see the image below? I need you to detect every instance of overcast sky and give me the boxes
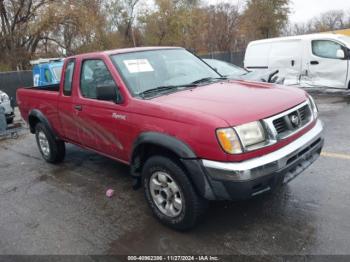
[206,0,350,23]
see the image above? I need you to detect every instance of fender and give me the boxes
[131,132,197,160]
[130,132,196,177]
[28,109,57,138]
[130,132,215,199]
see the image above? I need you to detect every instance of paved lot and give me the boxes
[0,94,349,255]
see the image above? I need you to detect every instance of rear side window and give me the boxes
[63,60,75,96]
[44,69,52,83]
[80,59,118,100]
[312,40,343,59]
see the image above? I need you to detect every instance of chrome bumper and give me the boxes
[202,120,324,182]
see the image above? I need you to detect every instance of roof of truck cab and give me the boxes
[248,33,350,45]
[105,46,182,55]
[69,46,183,59]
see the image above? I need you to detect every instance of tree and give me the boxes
[0,0,55,69]
[139,0,206,51]
[205,3,241,52]
[312,10,345,32]
[283,9,350,37]
[41,0,110,56]
[241,0,290,40]
[104,0,140,47]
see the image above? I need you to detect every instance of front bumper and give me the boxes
[201,120,324,200]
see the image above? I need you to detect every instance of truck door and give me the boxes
[306,39,348,89]
[75,58,126,158]
[58,58,82,143]
[268,40,302,85]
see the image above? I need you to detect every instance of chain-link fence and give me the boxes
[200,51,245,67]
[0,71,33,105]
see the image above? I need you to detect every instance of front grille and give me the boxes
[272,104,312,138]
[299,105,310,123]
[273,117,288,134]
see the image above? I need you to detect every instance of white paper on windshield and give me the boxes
[123,59,154,73]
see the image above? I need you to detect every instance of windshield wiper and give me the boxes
[190,77,227,85]
[138,77,227,98]
[139,84,196,98]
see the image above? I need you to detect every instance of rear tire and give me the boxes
[35,122,65,164]
[142,155,208,230]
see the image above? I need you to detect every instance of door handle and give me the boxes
[291,60,295,66]
[74,105,82,111]
[310,61,319,65]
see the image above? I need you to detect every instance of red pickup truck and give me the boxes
[17,47,324,230]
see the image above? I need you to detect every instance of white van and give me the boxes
[244,33,350,89]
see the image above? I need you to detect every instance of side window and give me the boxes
[63,60,75,96]
[44,69,52,83]
[312,40,343,59]
[80,59,120,101]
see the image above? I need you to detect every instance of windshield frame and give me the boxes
[109,48,222,98]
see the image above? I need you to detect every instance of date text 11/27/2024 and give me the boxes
[127,256,220,261]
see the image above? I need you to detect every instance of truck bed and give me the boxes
[16,84,61,131]
[24,84,60,92]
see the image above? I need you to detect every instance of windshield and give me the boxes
[111,49,220,97]
[52,66,63,81]
[203,59,247,77]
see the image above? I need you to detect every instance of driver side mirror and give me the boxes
[336,49,345,59]
[96,85,122,103]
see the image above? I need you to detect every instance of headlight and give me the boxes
[234,121,266,148]
[308,95,318,119]
[216,121,266,154]
[0,93,9,103]
[216,128,243,154]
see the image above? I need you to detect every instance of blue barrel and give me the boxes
[0,106,7,132]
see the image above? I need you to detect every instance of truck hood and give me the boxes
[152,80,308,126]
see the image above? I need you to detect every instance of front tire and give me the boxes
[35,122,65,164]
[142,156,207,230]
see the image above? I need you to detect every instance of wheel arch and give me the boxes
[28,109,57,138]
[130,132,197,177]
[130,132,215,200]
